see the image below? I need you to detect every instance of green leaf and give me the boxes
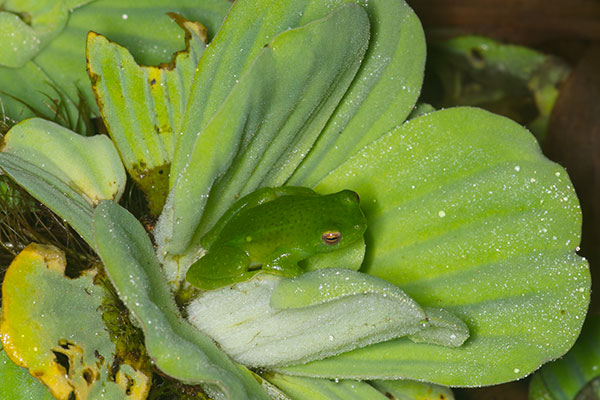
[0,244,150,399]
[86,15,207,214]
[0,347,54,400]
[172,0,424,189]
[92,200,269,399]
[265,373,389,400]
[156,3,371,276]
[0,118,125,245]
[0,0,69,68]
[0,152,94,244]
[2,118,126,205]
[529,316,600,400]
[270,269,421,310]
[187,273,426,368]
[0,0,232,124]
[408,307,470,347]
[277,107,589,385]
[287,0,425,187]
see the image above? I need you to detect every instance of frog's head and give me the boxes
[317,190,367,250]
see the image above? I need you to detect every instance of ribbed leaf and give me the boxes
[0,0,231,124]
[277,107,589,385]
[156,3,371,277]
[86,15,207,214]
[92,200,269,399]
[172,0,424,188]
[158,0,426,277]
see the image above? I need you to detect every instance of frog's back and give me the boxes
[220,194,325,248]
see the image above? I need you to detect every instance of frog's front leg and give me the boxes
[263,251,306,278]
[186,246,259,290]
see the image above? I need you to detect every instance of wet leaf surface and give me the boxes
[0,243,150,399]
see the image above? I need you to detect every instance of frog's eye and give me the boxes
[353,191,360,203]
[322,231,342,245]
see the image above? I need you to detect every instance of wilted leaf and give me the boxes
[86,15,207,214]
[0,243,150,399]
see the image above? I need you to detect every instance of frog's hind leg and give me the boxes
[186,246,258,290]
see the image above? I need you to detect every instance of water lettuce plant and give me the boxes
[0,0,590,399]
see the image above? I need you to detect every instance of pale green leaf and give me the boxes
[0,0,231,123]
[187,274,426,368]
[270,269,420,310]
[156,3,370,275]
[0,118,124,244]
[1,118,126,205]
[92,200,269,399]
[300,237,366,273]
[0,153,94,245]
[0,0,69,68]
[277,107,589,385]
[408,307,470,347]
[287,0,425,186]
[172,0,424,190]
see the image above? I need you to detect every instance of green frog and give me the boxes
[186,186,367,290]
